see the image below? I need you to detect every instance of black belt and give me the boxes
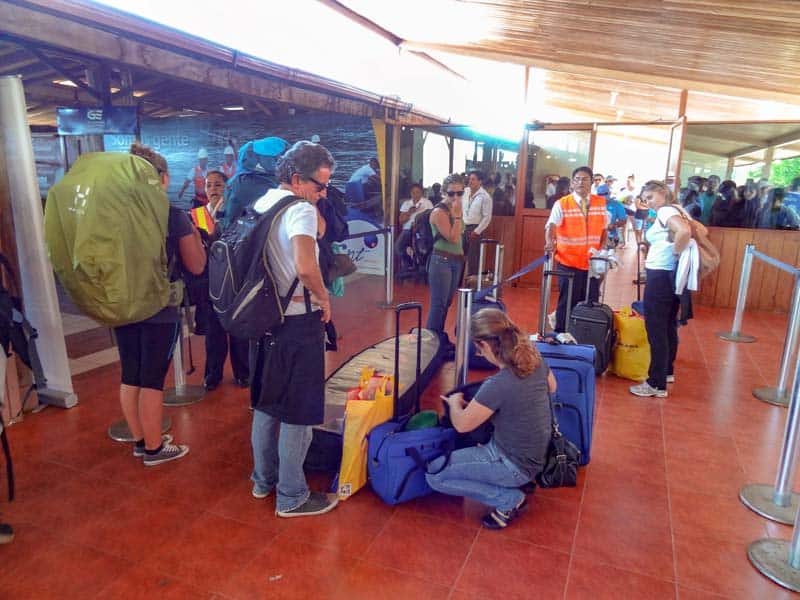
[432,249,464,260]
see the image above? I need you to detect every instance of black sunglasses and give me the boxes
[446,190,465,197]
[295,173,327,192]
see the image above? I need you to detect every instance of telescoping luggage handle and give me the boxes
[394,302,423,419]
[585,256,611,304]
[539,261,575,335]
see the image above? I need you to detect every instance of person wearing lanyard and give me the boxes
[462,170,493,280]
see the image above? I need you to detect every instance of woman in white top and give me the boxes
[630,180,691,398]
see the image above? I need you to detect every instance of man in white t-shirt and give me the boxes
[395,182,433,269]
[250,141,339,519]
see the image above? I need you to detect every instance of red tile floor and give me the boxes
[1,244,798,599]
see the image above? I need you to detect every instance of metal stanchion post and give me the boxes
[493,244,504,302]
[454,288,472,389]
[748,362,800,591]
[164,319,205,406]
[718,243,757,342]
[538,255,553,336]
[378,226,395,309]
[740,352,800,524]
[753,279,800,407]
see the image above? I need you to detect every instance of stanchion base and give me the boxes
[108,417,171,442]
[753,386,790,407]
[376,302,396,310]
[717,331,756,343]
[739,483,798,524]
[748,538,800,592]
[164,385,206,407]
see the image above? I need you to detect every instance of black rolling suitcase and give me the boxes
[568,260,615,374]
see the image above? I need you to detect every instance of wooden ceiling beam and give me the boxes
[0,1,443,126]
[400,40,800,106]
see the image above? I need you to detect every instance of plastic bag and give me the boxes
[609,310,650,382]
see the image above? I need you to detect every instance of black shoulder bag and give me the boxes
[536,393,580,488]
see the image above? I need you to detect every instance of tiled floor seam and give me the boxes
[447,524,480,600]
[661,398,680,599]
[561,471,589,599]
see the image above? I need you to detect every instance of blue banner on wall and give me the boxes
[57,106,137,135]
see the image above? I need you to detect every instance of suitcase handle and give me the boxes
[394,302,423,417]
[541,269,575,329]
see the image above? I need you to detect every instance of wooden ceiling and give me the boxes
[0,0,445,128]
[336,0,800,123]
[685,122,800,163]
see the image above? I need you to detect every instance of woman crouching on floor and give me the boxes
[427,308,556,529]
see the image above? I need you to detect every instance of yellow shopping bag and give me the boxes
[609,310,650,382]
[337,370,394,499]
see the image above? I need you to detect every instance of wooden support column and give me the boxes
[725,156,735,180]
[763,146,775,180]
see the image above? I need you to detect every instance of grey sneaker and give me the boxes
[133,434,174,457]
[276,492,339,518]
[252,484,272,499]
[666,375,675,384]
[143,443,189,466]
[630,382,668,398]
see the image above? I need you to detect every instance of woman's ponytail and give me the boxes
[470,308,541,378]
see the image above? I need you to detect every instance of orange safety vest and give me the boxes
[190,205,215,235]
[221,162,236,179]
[193,165,208,204]
[554,193,607,270]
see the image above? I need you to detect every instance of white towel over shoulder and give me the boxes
[676,239,700,294]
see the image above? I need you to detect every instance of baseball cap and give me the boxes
[197,148,208,159]
[605,175,617,182]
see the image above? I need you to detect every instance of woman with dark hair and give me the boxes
[428,308,556,529]
[425,174,465,348]
[630,180,691,398]
[117,143,206,465]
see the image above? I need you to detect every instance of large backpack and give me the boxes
[208,195,304,339]
[411,202,448,258]
[44,152,170,326]
[217,137,289,230]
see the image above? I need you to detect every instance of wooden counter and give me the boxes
[696,227,799,312]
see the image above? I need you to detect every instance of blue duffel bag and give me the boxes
[367,419,456,505]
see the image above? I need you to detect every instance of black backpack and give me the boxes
[412,202,448,257]
[208,195,304,339]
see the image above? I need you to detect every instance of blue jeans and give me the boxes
[425,440,528,512]
[426,253,463,333]
[251,409,313,512]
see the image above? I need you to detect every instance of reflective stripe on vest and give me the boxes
[221,163,236,178]
[190,206,215,235]
[555,194,607,270]
[193,165,208,203]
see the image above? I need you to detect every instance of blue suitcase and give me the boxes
[535,342,596,465]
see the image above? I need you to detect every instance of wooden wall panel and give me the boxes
[696,228,799,312]
[516,212,550,286]
[483,216,516,279]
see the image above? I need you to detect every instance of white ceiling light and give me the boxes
[222,105,245,111]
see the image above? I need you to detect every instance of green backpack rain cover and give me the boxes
[44,152,170,326]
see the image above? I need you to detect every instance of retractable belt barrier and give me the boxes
[473,254,549,303]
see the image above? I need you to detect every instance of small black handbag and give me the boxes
[536,394,580,488]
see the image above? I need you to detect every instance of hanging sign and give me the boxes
[56,106,137,135]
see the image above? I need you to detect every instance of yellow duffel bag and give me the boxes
[609,310,650,382]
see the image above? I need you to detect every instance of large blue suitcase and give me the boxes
[535,342,596,465]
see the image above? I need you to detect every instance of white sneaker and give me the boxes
[630,382,668,398]
[666,375,675,384]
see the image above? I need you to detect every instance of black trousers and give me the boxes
[643,269,679,390]
[462,225,481,279]
[204,308,250,384]
[555,264,599,333]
